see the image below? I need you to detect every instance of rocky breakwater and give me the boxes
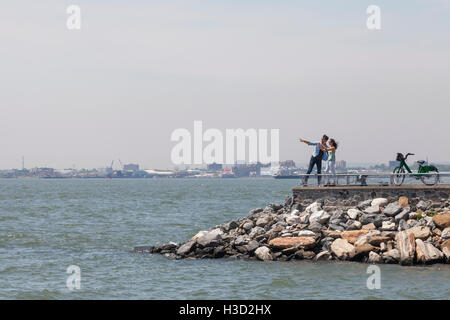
[136,195,450,265]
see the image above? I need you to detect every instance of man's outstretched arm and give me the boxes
[299,138,316,145]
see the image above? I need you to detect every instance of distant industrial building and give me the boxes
[123,163,139,171]
[207,162,223,171]
[231,162,270,177]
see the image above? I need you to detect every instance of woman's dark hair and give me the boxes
[330,139,338,149]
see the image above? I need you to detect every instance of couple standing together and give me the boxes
[299,134,339,186]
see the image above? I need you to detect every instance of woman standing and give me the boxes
[322,139,338,185]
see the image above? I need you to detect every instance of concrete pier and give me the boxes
[292,184,450,202]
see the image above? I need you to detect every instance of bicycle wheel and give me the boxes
[392,167,405,186]
[420,169,439,186]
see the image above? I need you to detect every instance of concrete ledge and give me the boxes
[292,184,450,203]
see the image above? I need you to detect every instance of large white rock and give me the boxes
[347,208,362,220]
[196,228,223,247]
[371,198,388,207]
[309,210,331,225]
[415,239,444,264]
[255,246,273,261]
[331,238,355,260]
[396,231,415,265]
[306,202,322,214]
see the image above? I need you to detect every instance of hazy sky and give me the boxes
[1,0,449,169]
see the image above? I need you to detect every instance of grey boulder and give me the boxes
[383,203,403,217]
[176,240,196,256]
[364,205,381,214]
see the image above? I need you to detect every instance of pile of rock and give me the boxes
[136,195,450,265]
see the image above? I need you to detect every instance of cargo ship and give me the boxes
[274,174,301,179]
[273,168,302,179]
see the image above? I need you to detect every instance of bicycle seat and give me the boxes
[416,160,425,165]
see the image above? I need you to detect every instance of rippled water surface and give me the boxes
[0,178,449,299]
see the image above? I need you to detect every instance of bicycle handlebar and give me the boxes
[405,153,415,159]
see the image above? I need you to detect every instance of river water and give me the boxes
[0,178,448,299]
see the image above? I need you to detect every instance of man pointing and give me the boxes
[299,134,329,186]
